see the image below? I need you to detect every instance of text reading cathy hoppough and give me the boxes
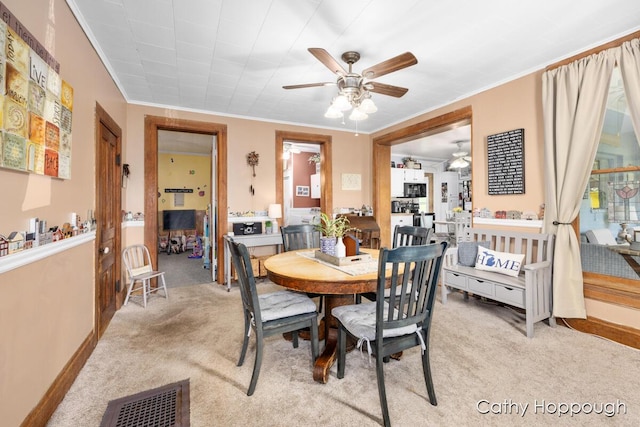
[477,399,627,418]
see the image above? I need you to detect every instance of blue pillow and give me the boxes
[457,241,490,267]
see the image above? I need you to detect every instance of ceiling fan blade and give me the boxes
[308,48,347,76]
[367,82,409,98]
[362,52,417,79]
[283,82,335,90]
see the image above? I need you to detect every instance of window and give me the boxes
[580,67,640,243]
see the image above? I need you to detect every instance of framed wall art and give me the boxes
[0,3,73,180]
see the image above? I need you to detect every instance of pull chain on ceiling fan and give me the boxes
[283,48,417,122]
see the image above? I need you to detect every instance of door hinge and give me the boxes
[116,279,121,293]
[116,154,121,166]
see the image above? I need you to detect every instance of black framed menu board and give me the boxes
[487,129,525,195]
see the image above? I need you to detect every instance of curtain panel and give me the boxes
[620,39,640,142]
[542,49,618,319]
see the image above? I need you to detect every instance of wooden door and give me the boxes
[96,104,122,338]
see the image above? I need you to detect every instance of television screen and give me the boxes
[163,209,196,231]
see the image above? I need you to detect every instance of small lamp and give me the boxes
[268,204,282,234]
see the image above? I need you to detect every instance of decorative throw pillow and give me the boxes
[457,241,490,267]
[474,248,525,277]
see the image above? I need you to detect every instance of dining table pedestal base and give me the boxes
[313,294,355,383]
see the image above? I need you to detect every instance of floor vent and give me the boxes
[100,379,189,427]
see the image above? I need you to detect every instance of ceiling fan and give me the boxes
[449,140,472,169]
[283,48,418,120]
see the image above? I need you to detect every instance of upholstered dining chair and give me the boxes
[358,225,432,303]
[281,224,324,312]
[122,244,168,308]
[226,238,319,396]
[332,242,447,427]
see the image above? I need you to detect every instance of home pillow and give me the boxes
[457,241,490,267]
[474,248,525,277]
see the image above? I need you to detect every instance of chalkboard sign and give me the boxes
[487,129,525,195]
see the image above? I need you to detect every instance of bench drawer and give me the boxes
[468,277,494,298]
[495,284,525,308]
[444,271,467,289]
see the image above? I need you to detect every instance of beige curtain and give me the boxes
[542,49,617,319]
[620,39,640,140]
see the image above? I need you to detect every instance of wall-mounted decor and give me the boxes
[247,151,259,177]
[487,129,525,195]
[0,3,73,180]
[341,173,361,191]
[296,185,309,197]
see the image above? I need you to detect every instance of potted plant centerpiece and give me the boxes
[315,212,355,257]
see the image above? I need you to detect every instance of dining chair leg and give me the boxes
[375,352,391,427]
[336,325,346,379]
[142,279,148,308]
[247,335,264,396]
[159,274,169,299]
[292,331,299,348]
[309,316,319,361]
[421,345,437,405]
[238,312,251,367]
[124,279,135,306]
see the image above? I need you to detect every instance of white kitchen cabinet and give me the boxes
[391,168,405,197]
[390,214,413,242]
[404,168,426,183]
[310,173,320,199]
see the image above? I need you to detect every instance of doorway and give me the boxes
[156,130,216,286]
[373,106,473,247]
[144,116,228,285]
[275,131,333,220]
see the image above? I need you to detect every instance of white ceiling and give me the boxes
[67,0,640,160]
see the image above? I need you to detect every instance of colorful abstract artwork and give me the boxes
[1,16,72,179]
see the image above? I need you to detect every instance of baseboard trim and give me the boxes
[21,332,97,427]
[562,316,640,350]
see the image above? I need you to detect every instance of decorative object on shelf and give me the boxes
[480,208,492,218]
[268,204,282,234]
[246,151,259,177]
[522,211,538,220]
[495,210,507,219]
[402,156,416,169]
[617,223,633,244]
[506,210,522,220]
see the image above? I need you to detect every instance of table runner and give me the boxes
[297,250,380,276]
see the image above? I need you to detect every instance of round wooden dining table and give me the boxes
[263,248,383,384]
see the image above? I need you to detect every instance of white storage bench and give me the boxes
[441,228,556,338]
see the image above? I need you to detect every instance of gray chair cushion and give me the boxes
[259,290,317,322]
[332,302,417,341]
[457,241,490,267]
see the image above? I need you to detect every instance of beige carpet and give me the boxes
[47,281,640,427]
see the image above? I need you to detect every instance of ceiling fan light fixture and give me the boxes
[449,157,469,169]
[349,108,368,121]
[358,97,377,114]
[324,105,344,119]
[332,94,352,111]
